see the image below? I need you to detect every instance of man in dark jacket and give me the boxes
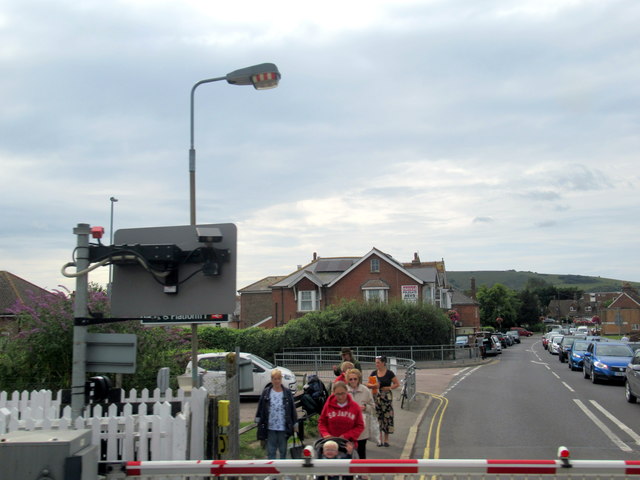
[255,369,298,459]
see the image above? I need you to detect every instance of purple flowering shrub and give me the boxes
[0,284,191,392]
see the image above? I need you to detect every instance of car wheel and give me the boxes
[568,360,573,370]
[559,354,565,363]
[625,381,637,403]
[591,368,599,384]
[583,365,590,379]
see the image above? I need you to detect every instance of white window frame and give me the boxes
[370,258,380,273]
[298,290,319,312]
[363,288,388,303]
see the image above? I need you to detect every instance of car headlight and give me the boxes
[571,353,580,358]
[593,361,609,369]
[284,374,294,381]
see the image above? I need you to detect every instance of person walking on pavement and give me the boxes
[318,381,365,452]
[255,368,298,459]
[334,347,362,376]
[346,368,375,459]
[369,355,399,447]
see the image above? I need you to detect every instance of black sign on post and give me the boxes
[111,224,237,321]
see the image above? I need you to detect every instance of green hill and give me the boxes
[447,270,639,292]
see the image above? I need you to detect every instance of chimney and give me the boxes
[412,252,421,265]
[313,252,317,261]
[470,277,477,299]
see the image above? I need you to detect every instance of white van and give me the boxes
[576,326,589,334]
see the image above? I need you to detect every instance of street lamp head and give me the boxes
[110,196,118,203]
[226,63,281,90]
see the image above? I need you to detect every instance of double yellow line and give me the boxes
[422,392,449,460]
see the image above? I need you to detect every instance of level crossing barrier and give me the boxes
[100,447,640,479]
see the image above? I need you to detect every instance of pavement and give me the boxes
[240,359,487,459]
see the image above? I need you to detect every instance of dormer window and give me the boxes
[370,258,380,273]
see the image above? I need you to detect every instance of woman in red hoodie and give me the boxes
[318,381,365,449]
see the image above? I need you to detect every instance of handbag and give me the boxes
[289,433,305,459]
[368,413,380,442]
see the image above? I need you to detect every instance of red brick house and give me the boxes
[239,248,455,328]
[600,284,640,336]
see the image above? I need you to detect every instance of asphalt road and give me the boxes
[414,335,640,460]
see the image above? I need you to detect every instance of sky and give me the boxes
[1,0,639,295]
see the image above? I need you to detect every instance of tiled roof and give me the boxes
[0,271,53,314]
[238,276,286,293]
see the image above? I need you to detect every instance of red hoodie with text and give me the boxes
[318,393,365,444]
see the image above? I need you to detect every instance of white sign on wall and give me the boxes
[401,285,419,303]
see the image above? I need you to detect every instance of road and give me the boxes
[414,335,640,460]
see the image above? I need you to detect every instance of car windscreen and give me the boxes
[597,345,633,357]
[249,354,275,369]
[573,341,589,351]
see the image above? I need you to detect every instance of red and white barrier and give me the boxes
[119,458,640,477]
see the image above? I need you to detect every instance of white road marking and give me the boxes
[562,381,575,392]
[590,400,640,446]
[442,365,482,396]
[574,399,632,452]
[453,367,470,377]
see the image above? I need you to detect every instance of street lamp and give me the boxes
[187,63,281,388]
[188,62,281,225]
[108,196,118,295]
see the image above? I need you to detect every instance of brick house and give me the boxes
[600,284,640,336]
[239,249,454,328]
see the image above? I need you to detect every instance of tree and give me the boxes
[517,289,541,326]
[476,284,519,329]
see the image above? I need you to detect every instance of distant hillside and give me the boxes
[447,270,640,292]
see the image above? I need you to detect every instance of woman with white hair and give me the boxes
[255,368,298,459]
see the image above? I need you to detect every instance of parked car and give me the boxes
[583,342,634,384]
[455,335,471,348]
[511,327,532,337]
[625,349,640,403]
[568,340,591,371]
[558,336,577,363]
[491,335,503,354]
[506,330,521,344]
[184,352,298,396]
[548,335,564,355]
[542,331,558,350]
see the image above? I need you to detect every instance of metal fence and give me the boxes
[278,345,482,366]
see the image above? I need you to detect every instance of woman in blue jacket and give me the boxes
[255,368,298,459]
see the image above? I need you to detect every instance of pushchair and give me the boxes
[313,437,358,480]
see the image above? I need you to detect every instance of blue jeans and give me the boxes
[266,430,288,459]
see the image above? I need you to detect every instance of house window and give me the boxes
[585,306,592,312]
[569,306,576,312]
[370,258,380,273]
[633,324,640,331]
[298,290,319,312]
[364,289,388,303]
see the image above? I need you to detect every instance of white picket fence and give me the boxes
[0,387,208,461]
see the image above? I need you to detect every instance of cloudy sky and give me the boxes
[1,0,639,295]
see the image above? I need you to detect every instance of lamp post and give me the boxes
[189,62,281,225]
[187,63,281,389]
[108,196,118,295]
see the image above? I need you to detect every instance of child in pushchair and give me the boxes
[314,437,357,480]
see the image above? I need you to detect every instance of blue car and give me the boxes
[583,342,634,384]
[568,340,591,371]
